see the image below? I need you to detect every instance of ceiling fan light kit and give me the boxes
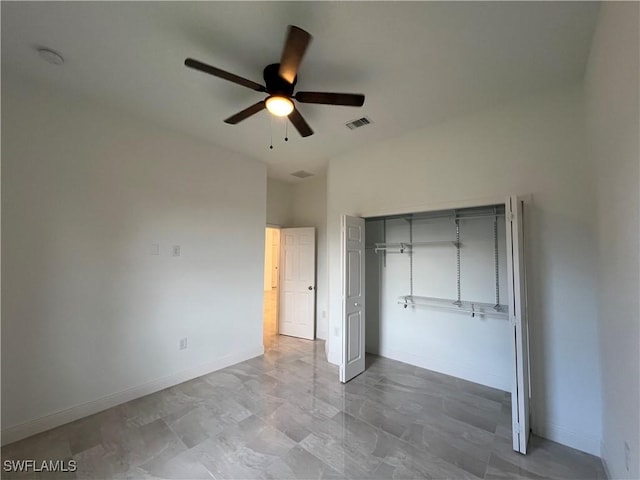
[266,96,294,117]
[184,25,365,138]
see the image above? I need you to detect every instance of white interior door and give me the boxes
[340,215,366,383]
[279,227,315,340]
[506,195,531,454]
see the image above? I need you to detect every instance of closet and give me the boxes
[339,197,530,453]
[365,205,510,378]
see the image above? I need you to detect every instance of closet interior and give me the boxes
[364,204,513,392]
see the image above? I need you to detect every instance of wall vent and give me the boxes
[290,170,315,179]
[346,116,372,130]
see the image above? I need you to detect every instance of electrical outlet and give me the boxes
[150,243,160,255]
[625,441,630,471]
[172,245,181,257]
[179,337,188,350]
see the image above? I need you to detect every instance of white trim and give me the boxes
[535,420,601,456]
[379,347,511,392]
[1,345,264,446]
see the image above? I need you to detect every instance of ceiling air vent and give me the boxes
[346,116,372,130]
[290,170,315,179]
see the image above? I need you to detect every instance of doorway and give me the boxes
[264,226,318,346]
[263,227,280,348]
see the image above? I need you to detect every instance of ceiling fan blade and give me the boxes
[288,107,314,137]
[224,101,266,124]
[295,91,365,107]
[185,58,266,92]
[279,26,312,84]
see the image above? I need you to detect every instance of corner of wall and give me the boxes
[266,177,294,226]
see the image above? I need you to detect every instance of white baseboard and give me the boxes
[379,347,511,392]
[1,345,264,446]
[535,420,601,456]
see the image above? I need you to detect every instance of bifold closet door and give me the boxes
[340,215,366,383]
[279,227,316,340]
[506,195,531,454]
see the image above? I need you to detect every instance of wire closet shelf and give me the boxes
[371,206,509,320]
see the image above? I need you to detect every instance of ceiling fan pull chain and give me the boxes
[285,118,289,142]
[269,116,274,150]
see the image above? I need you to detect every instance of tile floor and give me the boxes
[263,289,278,350]
[2,335,606,479]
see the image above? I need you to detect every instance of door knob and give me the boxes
[308,286,314,290]
[354,302,360,307]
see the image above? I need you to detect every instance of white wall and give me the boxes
[585,3,640,478]
[327,85,602,454]
[291,173,328,340]
[266,178,293,227]
[365,213,511,391]
[1,76,266,444]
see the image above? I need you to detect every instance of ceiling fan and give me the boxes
[184,25,365,138]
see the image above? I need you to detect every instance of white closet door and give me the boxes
[340,215,366,383]
[279,227,315,340]
[506,195,531,454]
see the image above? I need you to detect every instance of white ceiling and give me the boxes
[1,2,599,182]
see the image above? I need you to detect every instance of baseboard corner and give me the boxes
[536,420,601,456]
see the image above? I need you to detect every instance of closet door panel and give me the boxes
[507,195,531,454]
[340,215,366,383]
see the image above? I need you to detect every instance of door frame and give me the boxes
[338,193,531,453]
[264,225,281,338]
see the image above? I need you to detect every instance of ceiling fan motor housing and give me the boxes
[264,63,296,96]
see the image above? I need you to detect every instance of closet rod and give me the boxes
[373,242,460,254]
[453,213,505,221]
[399,295,509,319]
[417,213,505,222]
